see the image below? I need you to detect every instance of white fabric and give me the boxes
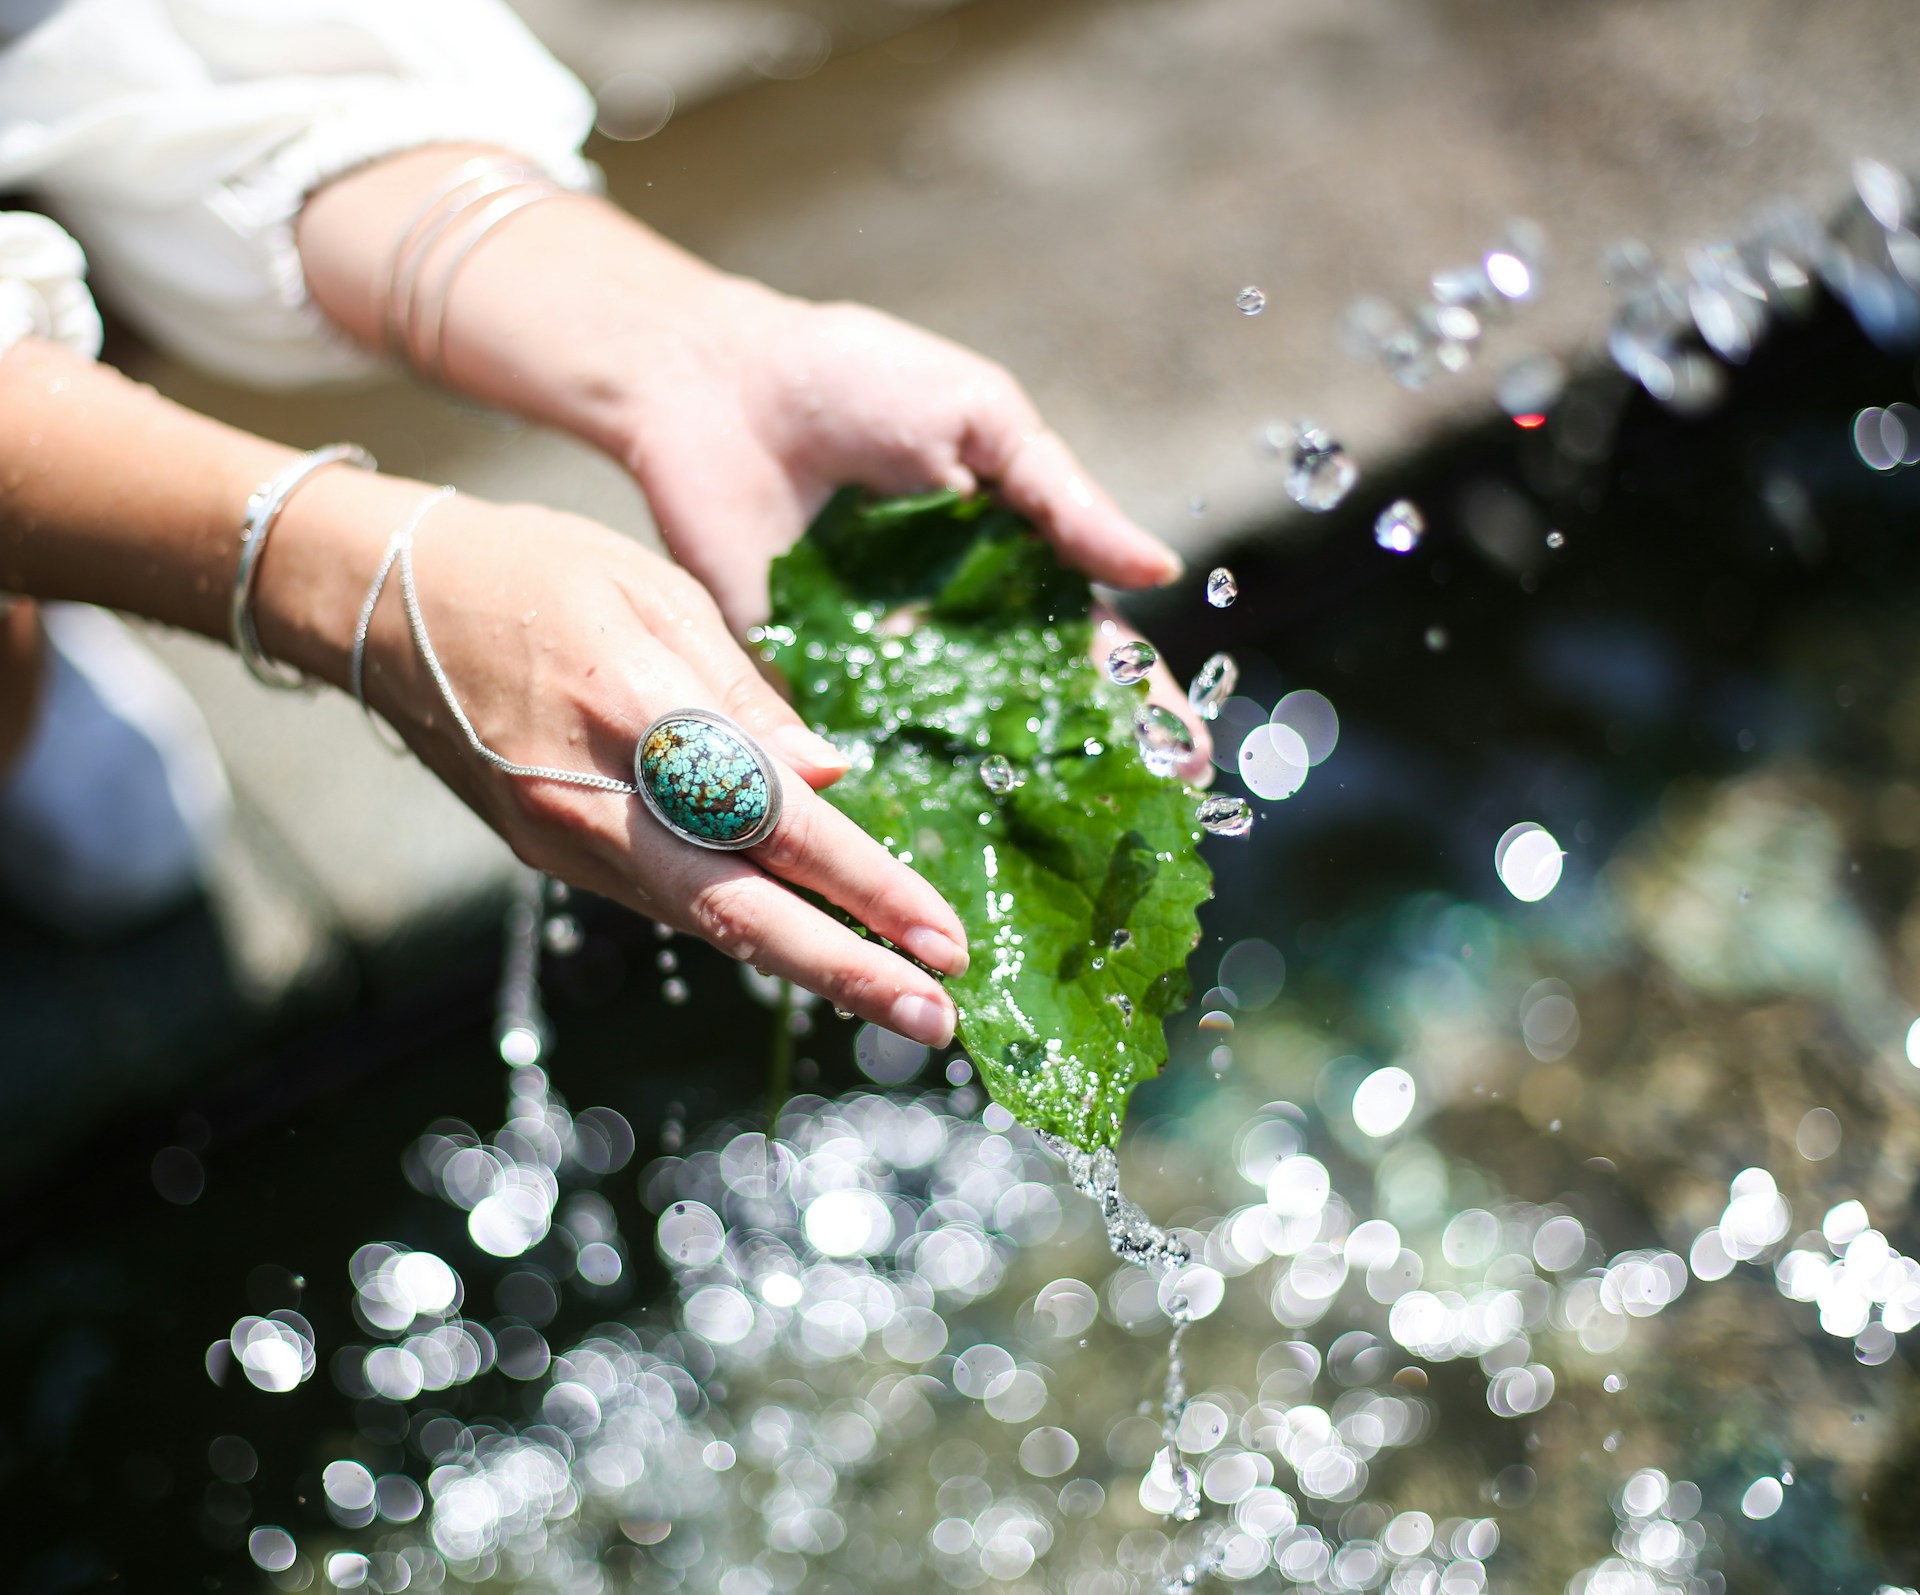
[0,208,101,358]
[0,0,596,387]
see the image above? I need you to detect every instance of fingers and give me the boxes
[1092,602,1214,784]
[642,841,959,1046]
[634,438,810,634]
[748,768,969,975]
[637,565,851,788]
[596,642,967,1028]
[958,395,1182,590]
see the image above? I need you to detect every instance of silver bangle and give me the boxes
[408,182,564,382]
[384,159,544,357]
[351,483,457,750]
[232,444,376,689]
[383,494,638,796]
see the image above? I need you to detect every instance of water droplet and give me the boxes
[1106,993,1134,1026]
[542,914,583,956]
[1484,249,1535,301]
[1285,423,1359,512]
[980,754,1020,794]
[1424,626,1449,651]
[1157,1443,1203,1522]
[1106,640,1157,685]
[1132,706,1195,777]
[662,977,690,1005]
[1341,294,1408,357]
[1205,568,1238,608]
[1235,285,1266,316]
[1545,529,1567,550]
[1109,929,1132,950]
[1374,499,1426,554]
[1422,302,1483,349]
[1381,327,1443,389]
[1186,652,1239,718]
[1431,264,1496,308]
[1197,794,1254,837]
[1496,352,1567,417]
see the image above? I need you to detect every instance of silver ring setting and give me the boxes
[634,709,783,851]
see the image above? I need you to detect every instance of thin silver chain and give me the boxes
[355,486,640,796]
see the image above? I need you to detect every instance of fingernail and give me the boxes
[770,724,850,774]
[890,991,955,1048]
[901,923,970,976]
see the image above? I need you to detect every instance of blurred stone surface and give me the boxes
[61,0,1920,1048]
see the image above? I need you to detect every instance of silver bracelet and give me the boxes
[407,182,564,382]
[351,483,457,750]
[232,444,376,689]
[357,486,637,795]
[383,159,544,358]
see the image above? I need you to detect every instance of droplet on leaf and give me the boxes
[980,754,1019,794]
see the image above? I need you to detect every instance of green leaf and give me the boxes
[764,489,1213,1149]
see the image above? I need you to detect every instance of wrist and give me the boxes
[432,197,785,464]
[251,466,441,693]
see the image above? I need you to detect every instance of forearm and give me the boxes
[0,338,422,688]
[297,143,739,463]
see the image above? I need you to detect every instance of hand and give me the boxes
[615,283,1214,778]
[295,156,1214,779]
[268,481,971,1046]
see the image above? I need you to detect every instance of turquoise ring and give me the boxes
[634,709,783,851]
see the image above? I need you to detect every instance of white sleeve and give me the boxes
[0,0,597,389]
[0,210,103,361]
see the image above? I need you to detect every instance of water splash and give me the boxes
[1187,652,1239,718]
[1043,1135,1214,1586]
[1284,423,1360,512]
[1043,1138,1192,1273]
[1374,498,1426,554]
[1197,794,1255,837]
[1107,640,1158,685]
[1134,705,1196,777]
